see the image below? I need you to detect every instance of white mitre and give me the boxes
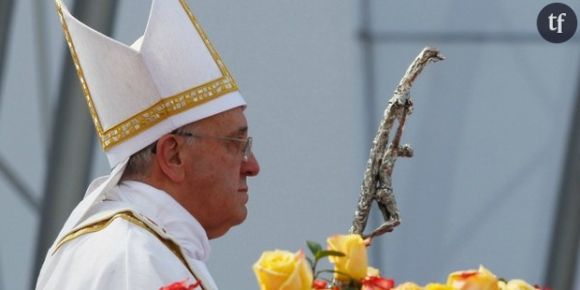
[53,0,245,241]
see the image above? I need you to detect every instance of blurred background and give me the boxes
[1,0,579,289]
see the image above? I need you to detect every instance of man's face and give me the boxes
[177,107,260,239]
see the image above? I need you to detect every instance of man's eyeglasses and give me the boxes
[174,132,253,162]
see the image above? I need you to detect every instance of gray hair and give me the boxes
[120,141,157,181]
[120,124,196,181]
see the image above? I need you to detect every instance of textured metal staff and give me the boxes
[350,47,444,240]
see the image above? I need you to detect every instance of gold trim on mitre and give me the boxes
[55,0,239,151]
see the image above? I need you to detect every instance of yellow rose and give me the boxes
[327,234,368,281]
[425,283,454,290]
[394,282,423,290]
[500,279,535,290]
[447,265,499,290]
[367,266,381,277]
[253,250,313,290]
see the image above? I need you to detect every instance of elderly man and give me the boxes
[36,0,259,289]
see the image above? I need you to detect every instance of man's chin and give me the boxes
[235,208,248,225]
[208,213,247,240]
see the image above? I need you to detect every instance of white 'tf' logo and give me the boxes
[549,13,567,33]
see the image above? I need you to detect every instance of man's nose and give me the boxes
[242,153,260,176]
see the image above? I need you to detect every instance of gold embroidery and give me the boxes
[52,211,204,289]
[100,76,238,149]
[55,0,239,151]
[178,0,237,79]
[55,0,104,136]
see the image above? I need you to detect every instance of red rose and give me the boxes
[361,276,395,290]
[159,280,201,290]
[312,279,329,289]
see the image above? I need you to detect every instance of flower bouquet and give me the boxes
[253,234,549,290]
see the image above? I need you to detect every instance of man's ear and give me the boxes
[155,135,186,182]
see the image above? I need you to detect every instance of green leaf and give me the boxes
[317,250,345,259]
[306,240,322,256]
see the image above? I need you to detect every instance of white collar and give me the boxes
[110,181,212,262]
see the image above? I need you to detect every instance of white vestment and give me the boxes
[36,181,218,290]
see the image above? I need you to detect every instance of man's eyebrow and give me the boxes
[228,126,248,136]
